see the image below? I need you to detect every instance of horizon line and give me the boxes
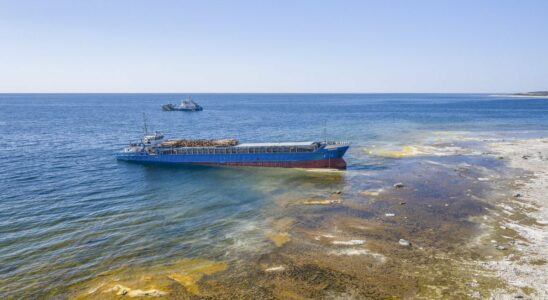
[0,91,521,95]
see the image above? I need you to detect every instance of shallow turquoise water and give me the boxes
[1,93,547,297]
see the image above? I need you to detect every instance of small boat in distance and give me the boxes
[116,131,350,169]
[162,97,203,111]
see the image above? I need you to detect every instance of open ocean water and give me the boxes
[1,93,548,298]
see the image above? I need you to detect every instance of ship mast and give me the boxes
[323,120,327,143]
[142,112,148,135]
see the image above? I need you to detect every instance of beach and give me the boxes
[486,139,548,299]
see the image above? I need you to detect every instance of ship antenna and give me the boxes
[142,112,148,135]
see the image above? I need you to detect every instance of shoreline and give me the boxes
[484,139,548,299]
[490,94,548,99]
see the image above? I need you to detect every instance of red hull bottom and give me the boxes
[192,158,347,169]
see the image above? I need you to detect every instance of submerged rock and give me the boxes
[359,189,383,197]
[398,239,411,247]
[81,258,228,298]
[301,199,341,205]
[105,284,167,297]
[331,239,365,245]
[327,248,386,261]
[267,232,291,247]
[264,265,286,272]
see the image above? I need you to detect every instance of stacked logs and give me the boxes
[160,138,238,148]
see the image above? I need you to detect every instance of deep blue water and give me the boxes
[0,93,547,297]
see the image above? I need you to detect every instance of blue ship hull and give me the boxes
[117,145,349,169]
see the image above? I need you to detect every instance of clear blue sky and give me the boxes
[1,0,547,93]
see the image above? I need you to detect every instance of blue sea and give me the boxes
[1,93,547,298]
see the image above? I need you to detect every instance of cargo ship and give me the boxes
[116,132,350,169]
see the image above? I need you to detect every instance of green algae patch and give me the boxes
[267,232,291,247]
[71,258,228,299]
[366,145,421,158]
[167,258,228,295]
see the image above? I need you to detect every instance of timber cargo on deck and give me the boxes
[116,132,350,169]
